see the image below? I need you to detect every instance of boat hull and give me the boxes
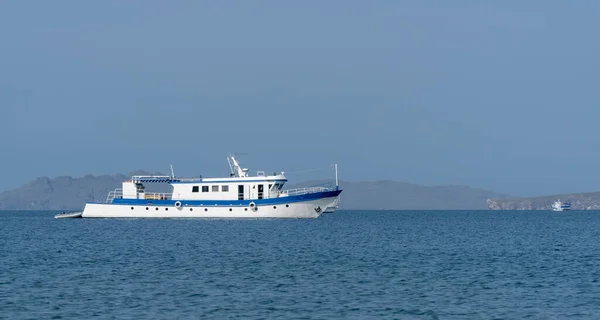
[81,195,339,218]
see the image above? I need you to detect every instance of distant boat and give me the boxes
[54,211,83,219]
[323,197,340,213]
[552,199,571,211]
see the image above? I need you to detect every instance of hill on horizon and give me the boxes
[0,172,511,211]
[487,192,600,210]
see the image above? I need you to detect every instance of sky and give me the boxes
[0,1,599,197]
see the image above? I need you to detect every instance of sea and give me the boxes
[1,210,599,319]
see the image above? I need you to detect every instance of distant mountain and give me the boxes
[487,192,600,210]
[290,180,510,210]
[0,171,170,211]
[0,173,510,210]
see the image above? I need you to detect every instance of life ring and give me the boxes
[249,202,257,211]
[174,201,182,208]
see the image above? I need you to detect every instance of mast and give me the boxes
[335,163,339,189]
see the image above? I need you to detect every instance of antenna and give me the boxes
[170,164,175,179]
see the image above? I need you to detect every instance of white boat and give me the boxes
[552,199,571,211]
[66,155,342,219]
[54,211,83,219]
[323,197,340,213]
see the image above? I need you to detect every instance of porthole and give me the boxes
[245,208,248,211]
[204,208,208,212]
[155,207,159,211]
[165,208,168,211]
[273,206,277,209]
[190,208,193,211]
[286,204,289,208]
[229,208,232,212]
[146,207,149,210]
[131,207,134,210]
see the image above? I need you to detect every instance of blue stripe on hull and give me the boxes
[97,190,342,206]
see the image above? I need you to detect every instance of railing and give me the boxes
[130,175,203,183]
[131,175,172,182]
[106,188,123,203]
[143,193,172,200]
[279,186,335,197]
[174,177,203,182]
[105,188,172,203]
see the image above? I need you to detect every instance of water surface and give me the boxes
[1,210,599,319]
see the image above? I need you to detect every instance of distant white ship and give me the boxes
[323,197,340,213]
[552,199,571,211]
[55,154,342,219]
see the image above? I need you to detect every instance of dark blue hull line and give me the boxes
[92,190,342,207]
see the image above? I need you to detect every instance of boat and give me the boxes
[323,197,340,213]
[552,199,571,211]
[54,211,83,219]
[59,155,342,219]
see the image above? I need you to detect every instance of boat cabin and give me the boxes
[170,174,287,201]
[113,155,289,202]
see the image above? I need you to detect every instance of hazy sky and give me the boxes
[1,1,599,197]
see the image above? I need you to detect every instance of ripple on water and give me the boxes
[1,210,600,319]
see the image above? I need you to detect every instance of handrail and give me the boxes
[106,188,123,203]
[131,175,172,180]
[175,177,203,182]
[143,192,172,200]
[131,176,177,183]
[130,175,203,183]
[279,186,334,197]
[105,188,172,203]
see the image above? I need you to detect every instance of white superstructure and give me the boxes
[552,199,571,211]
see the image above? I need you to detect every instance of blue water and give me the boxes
[2,210,600,319]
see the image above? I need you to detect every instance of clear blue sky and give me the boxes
[1,1,599,197]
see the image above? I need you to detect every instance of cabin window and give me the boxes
[258,184,264,199]
[269,184,273,190]
[202,186,209,192]
[192,186,199,193]
[238,185,244,200]
[222,185,229,192]
[212,185,219,192]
